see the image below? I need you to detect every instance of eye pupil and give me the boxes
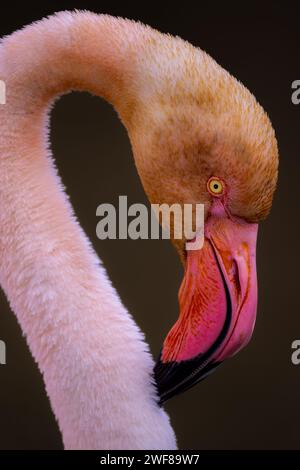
[207,177,225,196]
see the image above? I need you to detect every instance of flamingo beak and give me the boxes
[154,201,258,404]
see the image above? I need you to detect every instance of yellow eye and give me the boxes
[207,177,224,196]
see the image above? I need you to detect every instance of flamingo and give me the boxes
[0,11,278,449]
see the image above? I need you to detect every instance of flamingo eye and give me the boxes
[207,177,224,196]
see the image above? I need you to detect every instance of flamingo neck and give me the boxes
[0,11,176,450]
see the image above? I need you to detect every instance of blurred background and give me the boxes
[0,0,299,450]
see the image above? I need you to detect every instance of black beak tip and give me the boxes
[154,353,222,405]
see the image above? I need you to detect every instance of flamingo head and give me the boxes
[122,31,279,403]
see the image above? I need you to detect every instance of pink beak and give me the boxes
[155,200,258,403]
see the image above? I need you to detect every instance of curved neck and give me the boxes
[2,12,141,111]
[0,12,175,450]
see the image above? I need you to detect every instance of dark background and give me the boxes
[0,0,299,450]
